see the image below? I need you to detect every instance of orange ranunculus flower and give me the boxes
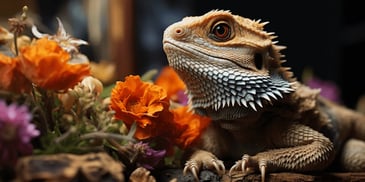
[0,53,31,92]
[110,75,172,139]
[18,38,90,90]
[170,106,211,148]
[155,66,186,101]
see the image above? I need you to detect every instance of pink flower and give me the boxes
[0,100,39,167]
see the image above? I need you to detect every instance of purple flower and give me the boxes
[132,142,166,170]
[0,100,39,167]
[176,90,189,106]
[306,77,341,103]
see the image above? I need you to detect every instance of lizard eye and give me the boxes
[210,21,231,41]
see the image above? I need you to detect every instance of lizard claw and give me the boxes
[211,158,225,175]
[229,154,251,175]
[183,151,226,181]
[229,154,267,182]
[241,154,250,172]
[183,160,199,181]
[229,162,239,176]
[259,159,267,182]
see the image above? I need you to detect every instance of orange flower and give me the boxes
[110,75,171,139]
[110,74,211,148]
[0,53,31,92]
[170,106,211,148]
[155,66,186,101]
[18,38,90,90]
[0,53,16,89]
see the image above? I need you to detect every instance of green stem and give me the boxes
[31,86,49,133]
[80,132,135,142]
[13,31,18,56]
[107,138,135,164]
[54,126,77,144]
[43,90,56,130]
[108,139,133,155]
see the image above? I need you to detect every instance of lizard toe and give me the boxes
[183,160,199,179]
[229,154,250,175]
[241,154,251,172]
[259,159,267,182]
[229,161,241,176]
[211,158,225,175]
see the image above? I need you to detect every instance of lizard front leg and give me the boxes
[230,123,335,181]
[183,122,229,181]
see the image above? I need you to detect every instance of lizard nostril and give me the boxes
[173,27,185,38]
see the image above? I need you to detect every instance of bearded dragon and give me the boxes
[162,10,365,181]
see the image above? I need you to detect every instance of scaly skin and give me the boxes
[162,10,365,181]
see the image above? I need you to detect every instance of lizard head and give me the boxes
[163,10,296,120]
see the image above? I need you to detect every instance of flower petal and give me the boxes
[0,53,31,92]
[19,38,90,90]
[170,106,211,148]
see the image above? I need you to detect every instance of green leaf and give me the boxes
[101,83,115,98]
[141,69,158,82]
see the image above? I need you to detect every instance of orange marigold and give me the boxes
[0,53,31,92]
[110,75,172,139]
[18,38,90,90]
[170,106,211,148]
[155,66,186,101]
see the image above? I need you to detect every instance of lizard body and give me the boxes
[162,10,365,181]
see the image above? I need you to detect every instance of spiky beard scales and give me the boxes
[166,47,294,120]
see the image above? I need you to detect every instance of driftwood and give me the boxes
[156,169,365,182]
[14,152,125,182]
[11,152,365,182]
[225,172,365,182]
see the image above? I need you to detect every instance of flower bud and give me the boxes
[81,76,103,96]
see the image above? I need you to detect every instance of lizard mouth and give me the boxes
[163,40,258,72]
[163,40,232,62]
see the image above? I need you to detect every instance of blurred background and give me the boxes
[0,0,364,110]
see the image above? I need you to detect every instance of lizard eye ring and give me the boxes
[209,21,231,41]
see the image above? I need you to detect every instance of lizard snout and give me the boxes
[163,23,188,41]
